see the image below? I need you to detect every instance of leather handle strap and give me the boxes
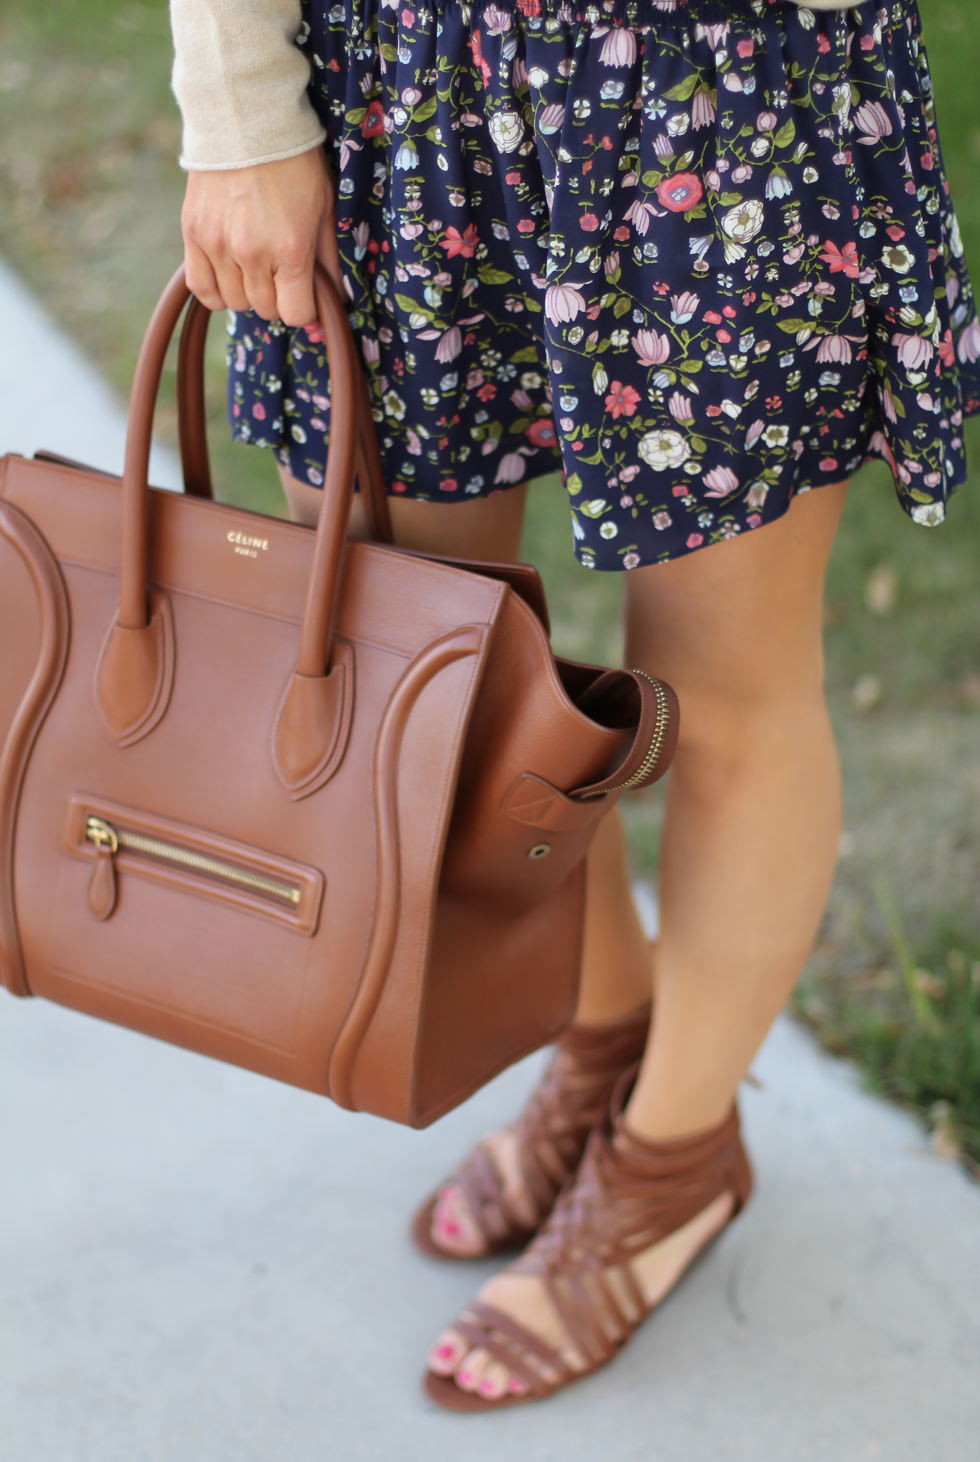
[97,265,361,754]
[175,288,392,541]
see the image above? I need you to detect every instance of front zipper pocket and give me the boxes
[64,795,323,936]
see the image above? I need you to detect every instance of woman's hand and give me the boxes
[180,146,341,326]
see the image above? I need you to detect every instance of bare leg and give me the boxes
[281,464,652,1255]
[429,482,849,1398]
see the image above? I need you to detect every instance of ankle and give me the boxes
[622,1082,736,1146]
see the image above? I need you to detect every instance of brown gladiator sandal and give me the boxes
[411,1003,651,1259]
[423,1067,753,1411]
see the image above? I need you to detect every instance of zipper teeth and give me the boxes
[579,672,670,800]
[86,820,301,907]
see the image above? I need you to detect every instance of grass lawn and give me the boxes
[1,0,978,1165]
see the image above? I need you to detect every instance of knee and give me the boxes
[665,661,832,785]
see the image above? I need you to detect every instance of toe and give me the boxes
[476,1361,515,1400]
[453,1347,491,1393]
[427,1329,468,1376]
[431,1184,486,1256]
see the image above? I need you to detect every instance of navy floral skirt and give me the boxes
[228,0,980,569]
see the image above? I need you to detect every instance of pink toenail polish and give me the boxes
[479,1381,496,1396]
[509,1378,526,1394]
[443,1221,459,1236]
[457,1372,472,1387]
[435,1344,454,1360]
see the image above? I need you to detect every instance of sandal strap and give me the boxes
[512,1068,753,1358]
[438,1004,651,1251]
[453,1302,578,1397]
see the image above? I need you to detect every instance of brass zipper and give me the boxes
[578,672,671,799]
[85,815,301,907]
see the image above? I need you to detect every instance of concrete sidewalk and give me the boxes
[0,255,180,488]
[1,259,978,1461]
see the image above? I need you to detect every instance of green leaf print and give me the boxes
[774,118,796,149]
[477,265,514,285]
[566,472,583,497]
[511,346,540,363]
[395,293,431,319]
[613,296,631,318]
[414,97,438,122]
[663,74,701,102]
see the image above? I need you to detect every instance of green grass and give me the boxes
[1,0,978,1165]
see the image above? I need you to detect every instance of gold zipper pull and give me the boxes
[85,816,119,921]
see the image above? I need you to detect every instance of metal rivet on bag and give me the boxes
[527,843,552,860]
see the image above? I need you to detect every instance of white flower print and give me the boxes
[722,199,765,246]
[911,502,946,526]
[638,430,691,472]
[489,110,525,154]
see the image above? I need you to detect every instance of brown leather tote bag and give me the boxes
[0,266,677,1127]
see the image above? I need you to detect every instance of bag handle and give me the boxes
[95,264,366,794]
[175,289,392,541]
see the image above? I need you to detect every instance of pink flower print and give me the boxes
[495,452,528,484]
[820,239,860,278]
[691,86,715,130]
[881,384,899,424]
[668,392,694,423]
[623,552,641,569]
[605,382,642,419]
[440,224,479,258]
[816,335,853,364]
[361,336,380,365]
[853,101,892,145]
[656,172,704,213]
[697,23,730,49]
[745,481,769,508]
[653,511,672,530]
[545,282,587,325]
[702,466,739,498]
[632,329,671,366]
[527,418,558,448]
[435,326,462,363]
[938,329,956,368]
[439,477,458,493]
[670,292,700,323]
[737,38,754,57]
[512,388,533,410]
[732,164,753,184]
[580,212,600,231]
[600,27,637,66]
[686,533,704,549]
[706,169,721,191]
[745,419,765,448]
[604,250,621,277]
[620,464,641,483]
[957,315,980,364]
[892,333,934,370]
[756,111,777,132]
[624,199,657,235]
[252,402,266,421]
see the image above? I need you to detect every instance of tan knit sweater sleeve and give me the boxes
[171,0,856,171]
[170,0,326,171]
